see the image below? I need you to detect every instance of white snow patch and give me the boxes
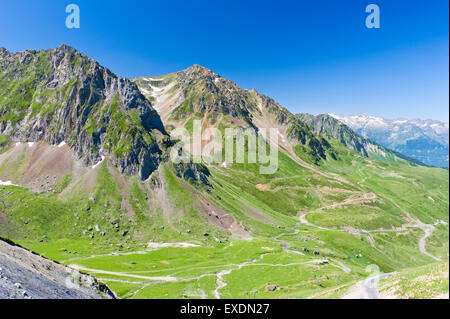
[0,180,17,186]
[328,113,341,120]
[92,156,105,169]
[277,129,286,142]
[149,85,163,92]
[144,77,163,82]
[28,142,35,147]
[258,101,263,111]
[58,141,66,148]
[140,88,151,95]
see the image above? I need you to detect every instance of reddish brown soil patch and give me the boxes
[107,165,135,222]
[22,145,72,191]
[26,145,72,179]
[242,204,272,223]
[194,196,249,238]
[256,184,269,191]
[0,143,74,192]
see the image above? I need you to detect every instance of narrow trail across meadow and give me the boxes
[64,203,442,299]
[342,272,396,299]
[272,223,351,274]
[298,207,443,299]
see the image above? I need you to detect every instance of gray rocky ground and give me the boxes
[0,238,115,299]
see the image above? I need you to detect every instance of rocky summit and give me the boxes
[0,45,167,180]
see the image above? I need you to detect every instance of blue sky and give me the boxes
[0,0,448,121]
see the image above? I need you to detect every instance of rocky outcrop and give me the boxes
[174,162,212,187]
[297,113,371,155]
[135,65,335,164]
[170,65,256,125]
[0,237,115,299]
[0,45,167,180]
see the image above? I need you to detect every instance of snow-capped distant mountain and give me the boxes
[329,113,449,168]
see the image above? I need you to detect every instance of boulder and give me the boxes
[265,284,279,292]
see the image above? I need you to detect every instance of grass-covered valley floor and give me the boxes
[0,140,448,299]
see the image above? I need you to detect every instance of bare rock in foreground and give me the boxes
[0,238,115,299]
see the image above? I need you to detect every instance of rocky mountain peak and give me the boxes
[0,47,10,57]
[187,63,214,73]
[0,46,167,180]
[177,64,220,84]
[56,43,77,53]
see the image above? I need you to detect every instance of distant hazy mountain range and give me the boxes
[330,113,449,168]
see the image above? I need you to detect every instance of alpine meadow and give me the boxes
[0,44,448,300]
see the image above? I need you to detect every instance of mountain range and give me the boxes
[330,113,449,168]
[0,45,448,299]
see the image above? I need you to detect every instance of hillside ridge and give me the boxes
[0,44,167,180]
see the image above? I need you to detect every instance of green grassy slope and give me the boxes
[0,138,447,299]
[378,262,449,299]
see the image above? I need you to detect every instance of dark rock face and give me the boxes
[174,162,212,187]
[0,238,115,299]
[172,65,255,125]
[297,113,371,156]
[0,45,167,179]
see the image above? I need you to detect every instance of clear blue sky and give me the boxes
[0,0,448,121]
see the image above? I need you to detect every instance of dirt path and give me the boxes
[299,209,442,261]
[68,264,177,282]
[273,223,304,256]
[61,250,151,263]
[213,269,233,299]
[62,242,200,263]
[212,253,272,299]
[418,224,441,261]
[342,272,395,299]
[332,260,351,274]
[273,223,351,274]
[65,215,441,299]
[211,256,330,299]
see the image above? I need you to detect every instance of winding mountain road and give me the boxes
[64,213,442,299]
[299,211,442,261]
[272,223,351,274]
[272,223,304,256]
[418,224,441,261]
